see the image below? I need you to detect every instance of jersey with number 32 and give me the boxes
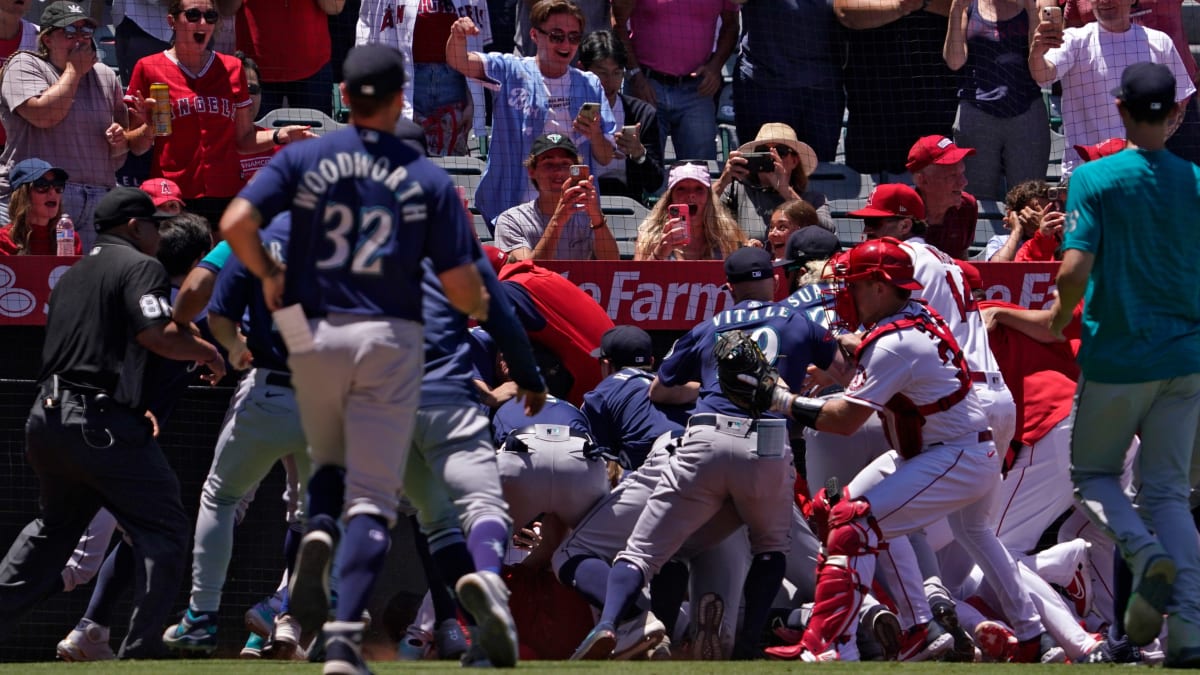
[237,125,476,321]
[658,298,836,418]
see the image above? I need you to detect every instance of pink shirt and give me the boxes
[629,0,737,76]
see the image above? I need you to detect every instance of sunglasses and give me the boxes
[31,179,66,193]
[180,8,220,24]
[755,144,796,158]
[247,83,262,95]
[535,26,582,45]
[61,24,95,39]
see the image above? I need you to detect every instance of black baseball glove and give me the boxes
[714,329,780,417]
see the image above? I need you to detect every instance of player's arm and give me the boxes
[773,392,877,435]
[1049,248,1092,337]
[446,17,487,80]
[438,262,490,322]
[207,312,252,371]
[220,197,286,310]
[648,376,700,405]
[173,266,219,326]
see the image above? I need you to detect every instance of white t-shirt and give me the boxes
[903,238,1002,375]
[844,301,991,446]
[595,96,627,181]
[1041,22,1194,173]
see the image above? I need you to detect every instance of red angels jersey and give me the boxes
[127,51,253,199]
[902,238,1002,376]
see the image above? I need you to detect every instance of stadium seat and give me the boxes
[257,108,344,136]
[809,162,875,200]
[432,155,487,210]
[600,195,649,246]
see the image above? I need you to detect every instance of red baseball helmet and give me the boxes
[836,237,922,291]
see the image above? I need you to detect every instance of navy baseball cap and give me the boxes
[10,158,68,190]
[775,227,841,271]
[591,325,654,368]
[1112,62,1176,115]
[94,187,173,231]
[725,246,774,284]
[343,44,407,99]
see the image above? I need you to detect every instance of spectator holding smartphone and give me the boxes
[634,162,746,261]
[448,0,616,227]
[713,123,834,241]
[577,30,664,205]
[494,133,619,261]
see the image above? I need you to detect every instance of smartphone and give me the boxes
[742,152,775,174]
[621,124,638,138]
[569,164,590,185]
[1041,5,1062,24]
[578,102,601,122]
[668,203,692,246]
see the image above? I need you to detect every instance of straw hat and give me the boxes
[736,123,818,177]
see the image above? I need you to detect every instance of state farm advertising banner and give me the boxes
[0,257,1062,329]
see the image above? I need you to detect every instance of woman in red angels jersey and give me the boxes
[124,0,314,227]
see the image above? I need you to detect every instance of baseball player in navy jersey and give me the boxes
[719,238,1050,663]
[402,251,548,668]
[571,246,836,661]
[220,44,488,675]
[159,214,315,657]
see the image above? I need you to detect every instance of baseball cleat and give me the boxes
[1011,631,1067,663]
[974,620,1018,662]
[692,593,724,660]
[245,596,278,638]
[266,612,302,660]
[433,618,468,660]
[322,620,370,675]
[1126,550,1175,647]
[570,622,617,660]
[897,621,954,662]
[396,625,432,661]
[866,605,902,661]
[455,571,519,668]
[163,608,218,654]
[290,529,335,633]
[613,610,666,660]
[56,619,115,662]
[931,598,976,662]
[240,632,266,659]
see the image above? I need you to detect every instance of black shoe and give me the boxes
[930,599,975,662]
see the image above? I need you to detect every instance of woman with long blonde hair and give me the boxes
[0,158,76,255]
[635,163,747,261]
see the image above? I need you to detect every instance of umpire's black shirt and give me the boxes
[38,233,173,412]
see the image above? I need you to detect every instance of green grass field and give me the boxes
[0,661,1072,674]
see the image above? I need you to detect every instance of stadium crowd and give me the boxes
[0,0,1198,671]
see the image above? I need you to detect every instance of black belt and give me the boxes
[265,371,292,389]
[688,413,771,433]
[642,66,699,86]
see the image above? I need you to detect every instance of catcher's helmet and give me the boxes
[835,237,922,291]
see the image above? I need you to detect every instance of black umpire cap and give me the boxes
[94,187,173,231]
[343,44,407,98]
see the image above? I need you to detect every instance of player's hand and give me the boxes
[197,345,226,385]
[518,387,547,416]
[489,381,520,407]
[227,340,253,371]
[1044,295,1069,341]
[513,522,542,550]
[450,16,480,38]
[835,332,863,354]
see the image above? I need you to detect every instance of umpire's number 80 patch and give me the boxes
[139,294,172,319]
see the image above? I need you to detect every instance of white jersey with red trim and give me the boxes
[844,300,990,448]
[902,237,1001,374]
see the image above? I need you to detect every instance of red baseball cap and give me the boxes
[849,183,926,221]
[1073,138,1126,162]
[140,177,184,208]
[480,244,508,276]
[905,135,976,173]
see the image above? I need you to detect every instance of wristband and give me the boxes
[775,388,824,428]
[272,128,284,145]
[590,218,608,230]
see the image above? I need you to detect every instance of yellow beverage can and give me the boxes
[150,82,171,136]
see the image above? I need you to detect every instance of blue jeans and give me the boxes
[1069,373,1200,624]
[641,77,717,161]
[413,63,471,156]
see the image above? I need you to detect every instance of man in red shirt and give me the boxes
[906,135,979,259]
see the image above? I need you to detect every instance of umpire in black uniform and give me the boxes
[0,188,225,658]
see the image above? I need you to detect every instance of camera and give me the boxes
[741,152,775,175]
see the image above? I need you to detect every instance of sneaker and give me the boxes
[1080,638,1112,664]
[931,599,976,662]
[1166,615,1200,668]
[245,597,279,638]
[397,625,432,660]
[240,633,266,659]
[692,592,724,660]
[323,620,369,675]
[974,620,1017,662]
[433,618,468,660]
[897,621,954,662]
[1103,634,1144,664]
[1126,550,1176,647]
[162,608,218,654]
[455,571,519,668]
[290,529,335,633]
[570,622,617,660]
[866,606,902,661]
[56,619,116,662]
[460,632,491,668]
[267,613,303,660]
[614,610,667,661]
[1012,631,1067,663]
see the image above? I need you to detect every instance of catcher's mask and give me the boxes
[827,237,922,331]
